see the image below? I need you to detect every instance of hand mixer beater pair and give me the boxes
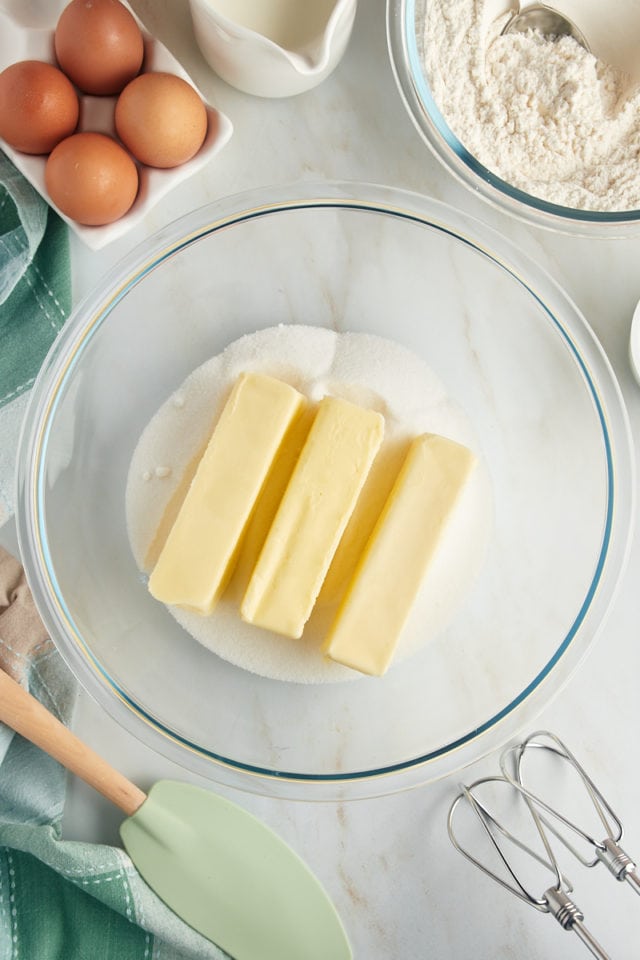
[448,731,639,959]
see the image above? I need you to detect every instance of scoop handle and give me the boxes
[0,667,146,817]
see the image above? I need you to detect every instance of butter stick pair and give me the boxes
[148,371,475,676]
[148,372,383,634]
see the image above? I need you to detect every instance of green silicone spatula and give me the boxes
[0,667,352,960]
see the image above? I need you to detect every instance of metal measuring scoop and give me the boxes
[501,3,590,50]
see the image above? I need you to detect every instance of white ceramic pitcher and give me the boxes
[189,0,358,98]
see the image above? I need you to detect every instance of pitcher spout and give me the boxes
[286,0,358,75]
[189,0,358,98]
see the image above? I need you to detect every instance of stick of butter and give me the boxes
[148,372,305,614]
[323,433,477,676]
[241,396,385,639]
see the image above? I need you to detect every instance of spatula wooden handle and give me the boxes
[0,667,147,817]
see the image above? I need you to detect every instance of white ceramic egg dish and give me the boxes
[0,6,233,250]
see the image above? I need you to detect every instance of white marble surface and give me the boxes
[5,0,640,957]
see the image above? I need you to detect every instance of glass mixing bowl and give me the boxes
[16,182,634,799]
[387,0,640,237]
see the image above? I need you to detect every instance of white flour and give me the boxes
[126,326,492,684]
[421,0,640,211]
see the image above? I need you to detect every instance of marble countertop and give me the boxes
[5,0,640,957]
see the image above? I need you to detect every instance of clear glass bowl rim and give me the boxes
[15,181,636,799]
[386,0,640,238]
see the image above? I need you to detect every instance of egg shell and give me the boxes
[45,131,139,225]
[54,0,144,95]
[0,59,79,154]
[115,71,208,168]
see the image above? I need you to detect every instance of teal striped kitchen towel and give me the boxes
[0,151,71,409]
[0,152,70,522]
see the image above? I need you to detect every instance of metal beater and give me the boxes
[448,730,639,958]
[502,730,640,894]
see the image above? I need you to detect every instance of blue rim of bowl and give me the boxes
[19,189,632,791]
[390,0,640,230]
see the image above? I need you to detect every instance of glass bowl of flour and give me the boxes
[388,0,640,235]
[16,182,634,798]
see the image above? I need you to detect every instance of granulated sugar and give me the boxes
[126,326,491,683]
[422,0,640,210]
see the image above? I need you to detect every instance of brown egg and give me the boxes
[45,132,139,225]
[115,72,208,168]
[54,0,144,96]
[0,60,79,154]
